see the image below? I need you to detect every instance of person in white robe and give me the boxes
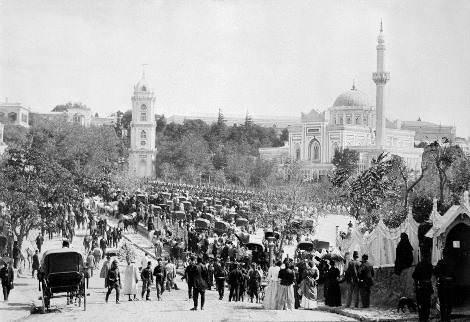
[262,261,281,309]
[123,259,139,301]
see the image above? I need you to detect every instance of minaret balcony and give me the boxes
[373,72,390,85]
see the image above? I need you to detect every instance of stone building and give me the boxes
[0,98,30,128]
[128,71,157,178]
[400,119,456,144]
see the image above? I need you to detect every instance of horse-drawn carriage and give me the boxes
[200,212,214,222]
[235,217,249,228]
[264,230,281,242]
[174,210,187,221]
[182,201,192,212]
[38,249,86,312]
[214,221,230,235]
[194,218,210,232]
[295,241,315,260]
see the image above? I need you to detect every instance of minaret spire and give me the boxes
[380,19,383,32]
[372,20,390,149]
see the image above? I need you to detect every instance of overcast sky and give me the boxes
[1,0,469,136]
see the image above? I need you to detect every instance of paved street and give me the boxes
[0,228,355,322]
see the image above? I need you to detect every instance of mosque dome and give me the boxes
[333,85,370,107]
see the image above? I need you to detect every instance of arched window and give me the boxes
[308,139,321,162]
[295,144,301,161]
[141,130,147,139]
[142,86,146,92]
[141,104,147,111]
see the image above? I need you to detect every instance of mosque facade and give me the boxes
[271,23,423,178]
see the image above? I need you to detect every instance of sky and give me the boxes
[1,0,469,137]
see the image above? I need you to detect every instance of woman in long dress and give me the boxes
[262,261,281,309]
[299,261,320,309]
[123,259,139,301]
[325,260,341,307]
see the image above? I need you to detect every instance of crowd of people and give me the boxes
[0,180,460,322]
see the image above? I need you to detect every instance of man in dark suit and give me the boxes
[358,254,374,308]
[228,263,243,302]
[345,251,360,308]
[189,257,208,311]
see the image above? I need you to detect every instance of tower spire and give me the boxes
[141,64,148,79]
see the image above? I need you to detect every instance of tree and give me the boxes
[52,102,89,112]
[2,124,28,148]
[330,148,359,187]
[347,152,401,229]
[279,128,289,143]
[121,110,132,133]
[0,144,77,251]
[388,154,428,213]
[261,162,318,256]
[156,115,167,133]
[425,141,463,207]
[448,156,470,204]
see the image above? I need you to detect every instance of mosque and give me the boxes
[261,23,423,178]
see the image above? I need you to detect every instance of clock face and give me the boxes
[141,140,146,146]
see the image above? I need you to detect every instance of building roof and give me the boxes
[425,204,470,238]
[401,120,454,129]
[333,87,370,107]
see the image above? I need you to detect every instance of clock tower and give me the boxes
[128,69,157,178]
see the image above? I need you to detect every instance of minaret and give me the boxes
[372,20,390,149]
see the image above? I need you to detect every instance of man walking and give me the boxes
[213,258,226,300]
[182,256,195,299]
[100,237,107,259]
[358,254,374,308]
[105,260,121,304]
[152,258,166,300]
[345,251,360,308]
[32,250,40,278]
[228,263,242,302]
[0,262,14,301]
[165,258,176,292]
[189,257,208,311]
[36,234,44,253]
[141,261,153,300]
